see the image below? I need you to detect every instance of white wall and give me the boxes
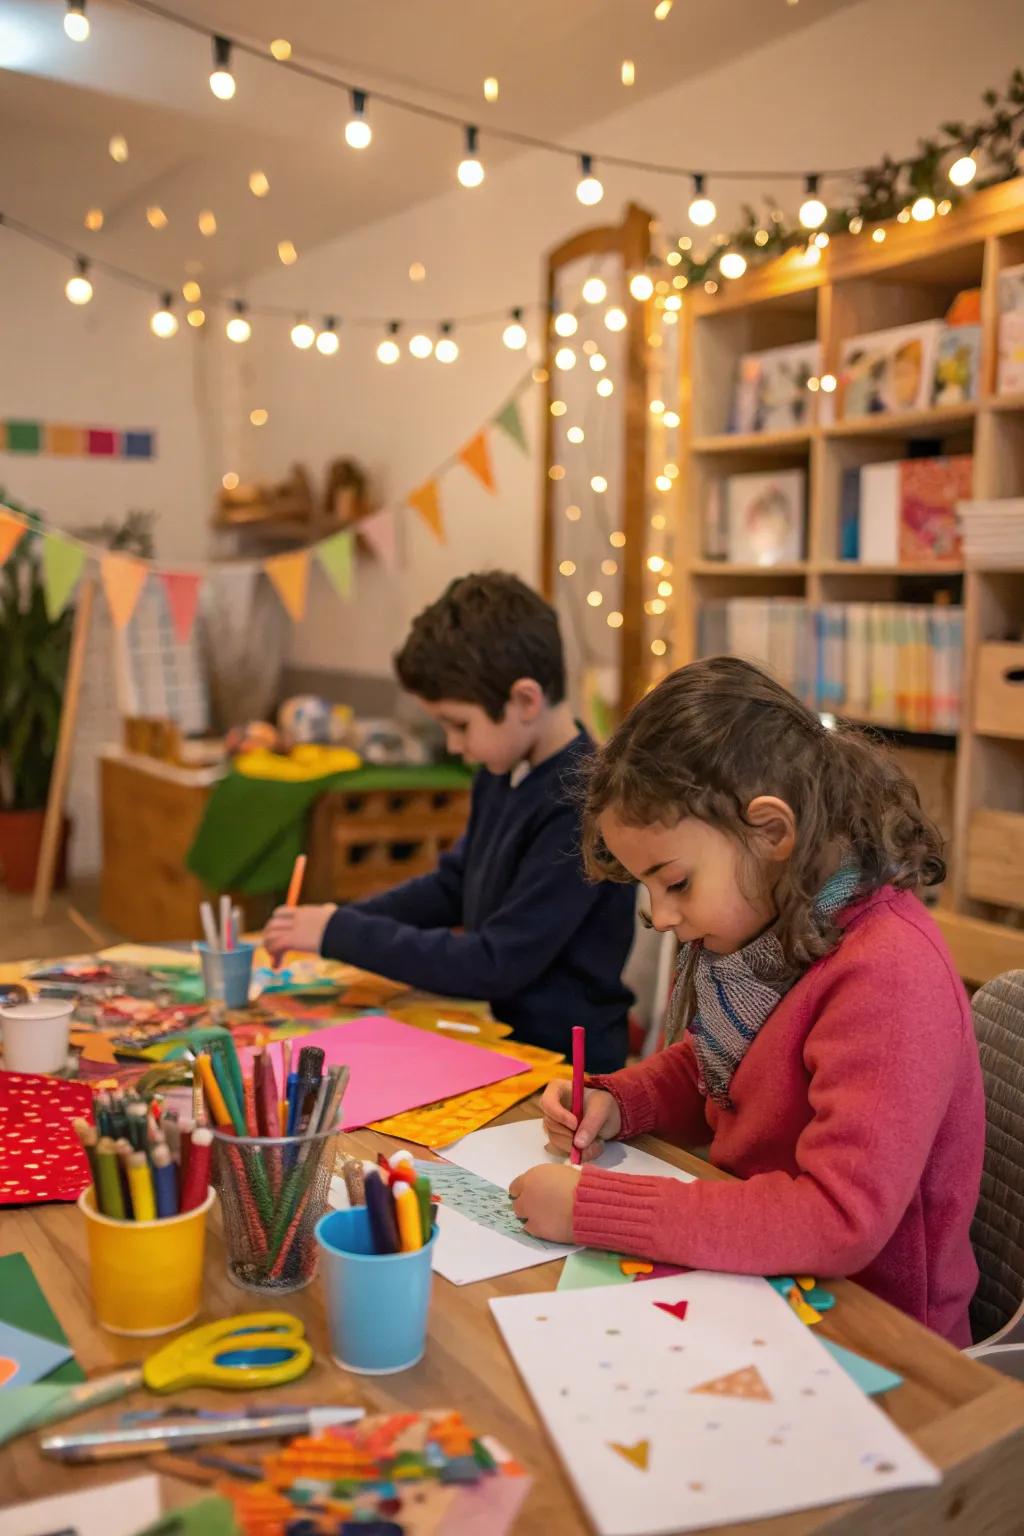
[234,0,1020,680]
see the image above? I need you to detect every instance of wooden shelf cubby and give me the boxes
[671,179,1024,984]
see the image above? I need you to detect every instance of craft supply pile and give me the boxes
[0,913,935,1535]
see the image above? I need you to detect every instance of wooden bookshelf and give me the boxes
[671,179,1024,985]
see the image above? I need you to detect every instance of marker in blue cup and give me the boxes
[315,1205,437,1375]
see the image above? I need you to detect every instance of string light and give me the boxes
[582,276,607,304]
[65,257,93,305]
[150,293,178,338]
[409,330,434,358]
[559,560,576,576]
[604,306,628,332]
[226,301,251,343]
[377,322,401,365]
[596,377,614,396]
[591,475,608,493]
[649,598,667,615]
[84,208,103,231]
[554,311,578,337]
[649,399,665,416]
[409,262,426,281]
[629,271,655,301]
[249,170,270,197]
[316,317,340,355]
[64,2,89,42]
[848,215,864,234]
[483,76,499,103]
[222,473,239,491]
[209,35,236,100]
[911,194,936,221]
[587,590,604,607]
[278,240,298,264]
[651,639,667,656]
[754,228,771,246]
[656,474,672,492]
[503,309,528,350]
[651,512,667,530]
[250,408,269,426]
[589,352,607,372]
[820,372,837,393]
[182,280,202,303]
[108,134,128,162]
[678,236,693,251]
[949,153,977,186]
[435,322,459,363]
[567,426,585,444]
[813,231,829,248]
[187,308,205,327]
[269,38,291,60]
[291,318,315,350]
[802,243,822,267]
[565,504,581,521]
[345,90,372,149]
[647,554,666,573]
[654,0,673,17]
[548,465,565,481]
[799,174,827,229]
[897,207,912,223]
[610,530,626,548]
[576,154,604,207]
[607,610,624,628]
[719,250,747,279]
[198,210,217,236]
[146,206,167,230]
[550,399,567,416]
[663,411,680,428]
[688,174,716,227]
[666,249,682,266]
[658,580,673,596]
[872,227,887,243]
[937,197,953,215]
[554,346,577,371]
[457,125,485,188]
[621,59,635,86]
[602,559,618,575]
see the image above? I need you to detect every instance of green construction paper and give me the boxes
[187,762,473,894]
[4,420,41,453]
[557,1249,633,1290]
[316,530,354,600]
[134,1495,240,1536]
[493,398,529,454]
[41,531,86,618]
[0,1384,73,1448]
[0,1254,82,1385]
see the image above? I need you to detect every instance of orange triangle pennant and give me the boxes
[101,554,149,631]
[408,480,445,543]
[690,1364,773,1402]
[458,430,496,493]
[264,550,310,621]
[0,512,25,567]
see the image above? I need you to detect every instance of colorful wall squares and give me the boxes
[0,421,156,461]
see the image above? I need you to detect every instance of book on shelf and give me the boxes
[997,264,1024,395]
[932,325,982,407]
[837,320,943,419]
[731,340,820,434]
[958,498,1024,566]
[698,597,963,732]
[724,468,806,565]
[844,454,971,566]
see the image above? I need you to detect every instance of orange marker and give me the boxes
[195,1052,232,1129]
[272,855,308,971]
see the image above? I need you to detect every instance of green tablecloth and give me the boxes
[186,762,473,895]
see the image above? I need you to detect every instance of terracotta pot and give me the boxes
[0,810,71,894]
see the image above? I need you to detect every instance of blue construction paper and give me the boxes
[0,1319,73,1390]
[821,1339,902,1396]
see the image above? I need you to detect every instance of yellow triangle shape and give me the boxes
[407,479,445,542]
[609,1439,649,1471]
[690,1364,773,1402]
[264,550,311,621]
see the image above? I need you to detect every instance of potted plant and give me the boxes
[0,499,73,892]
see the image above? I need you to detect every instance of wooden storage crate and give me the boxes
[965,808,1024,910]
[304,783,471,905]
[974,643,1024,740]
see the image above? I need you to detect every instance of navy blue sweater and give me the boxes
[320,731,634,1071]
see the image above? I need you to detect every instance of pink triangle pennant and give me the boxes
[358,509,398,570]
[160,571,202,645]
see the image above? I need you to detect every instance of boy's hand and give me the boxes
[263,903,336,962]
[540,1080,620,1163]
[509,1163,579,1243]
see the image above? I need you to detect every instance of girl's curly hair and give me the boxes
[582,656,945,973]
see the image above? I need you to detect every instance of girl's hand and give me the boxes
[509,1163,580,1242]
[263,903,336,962]
[540,1080,621,1163]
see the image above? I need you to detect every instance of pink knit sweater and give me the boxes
[579,887,985,1346]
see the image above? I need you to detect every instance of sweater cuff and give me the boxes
[573,1168,691,1264]
[319,905,350,960]
[586,1069,659,1141]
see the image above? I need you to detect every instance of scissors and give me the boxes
[142,1312,313,1392]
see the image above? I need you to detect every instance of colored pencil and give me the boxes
[152,1144,179,1218]
[393,1183,422,1251]
[95,1137,126,1220]
[199,901,219,950]
[219,894,234,952]
[127,1152,156,1222]
[570,1024,585,1168]
[181,1127,212,1213]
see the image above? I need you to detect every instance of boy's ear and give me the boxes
[744,795,796,862]
[507,677,545,719]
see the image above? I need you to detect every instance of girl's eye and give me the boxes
[667,878,689,895]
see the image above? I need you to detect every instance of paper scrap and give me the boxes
[439,1118,698,1193]
[690,1363,772,1402]
[821,1340,903,1397]
[0,1320,72,1390]
[558,1251,632,1291]
[610,1438,650,1472]
[0,1474,163,1536]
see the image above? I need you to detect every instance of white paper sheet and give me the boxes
[431,1201,575,1285]
[491,1273,938,1536]
[438,1118,697,1192]
[0,1474,163,1536]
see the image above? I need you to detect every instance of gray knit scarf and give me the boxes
[666,865,862,1109]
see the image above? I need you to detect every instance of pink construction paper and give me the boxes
[444,1473,533,1536]
[242,1015,530,1130]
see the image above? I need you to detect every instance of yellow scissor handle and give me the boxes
[143,1311,312,1392]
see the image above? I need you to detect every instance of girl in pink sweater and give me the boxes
[510,657,985,1345]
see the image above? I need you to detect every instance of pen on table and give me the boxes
[41,1405,365,1462]
[570,1024,585,1167]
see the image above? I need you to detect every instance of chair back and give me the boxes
[970,970,1024,1345]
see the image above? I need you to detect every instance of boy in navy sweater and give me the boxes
[263,572,634,1070]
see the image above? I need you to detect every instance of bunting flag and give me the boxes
[0,511,25,567]
[407,480,445,543]
[41,533,86,619]
[265,549,311,622]
[316,530,354,600]
[101,553,149,631]
[493,398,529,454]
[160,571,202,644]
[458,430,497,493]
[358,509,398,570]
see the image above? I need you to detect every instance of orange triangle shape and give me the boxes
[458,430,496,493]
[0,512,25,567]
[609,1439,649,1471]
[101,554,149,631]
[408,480,445,543]
[264,550,310,621]
[690,1364,773,1402]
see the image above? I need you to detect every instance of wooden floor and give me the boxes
[0,880,119,964]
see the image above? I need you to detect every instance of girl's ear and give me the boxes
[745,795,796,863]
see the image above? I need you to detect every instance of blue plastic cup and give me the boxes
[315,1205,437,1375]
[196,942,255,1008]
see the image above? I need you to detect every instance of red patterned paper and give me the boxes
[0,1073,93,1205]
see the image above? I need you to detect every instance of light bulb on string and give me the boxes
[209,35,236,100]
[596,377,614,397]
[948,153,977,187]
[291,318,315,350]
[554,346,576,371]
[719,249,747,280]
[567,426,585,444]
[108,134,128,162]
[269,38,291,60]
[150,292,178,338]
[687,174,716,227]
[345,90,372,149]
[621,59,635,86]
[576,154,604,207]
[604,306,627,332]
[457,125,484,188]
[377,322,401,365]
[502,308,527,350]
[65,257,93,305]
[799,174,827,229]
[187,308,205,328]
[582,276,607,304]
[248,170,270,198]
[554,310,578,337]
[435,322,459,363]
[225,301,251,343]
[911,194,936,222]
[483,76,499,103]
[64,2,89,42]
[589,352,607,372]
[629,271,654,301]
[182,280,201,303]
[409,330,434,359]
[316,317,340,356]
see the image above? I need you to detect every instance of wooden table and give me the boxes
[3,1101,1024,1534]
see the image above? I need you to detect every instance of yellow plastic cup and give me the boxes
[79,1185,216,1336]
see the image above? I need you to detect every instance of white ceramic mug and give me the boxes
[0,999,75,1075]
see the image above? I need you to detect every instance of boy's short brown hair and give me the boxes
[395,571,566,721]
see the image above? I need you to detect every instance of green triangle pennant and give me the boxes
[316,529,354,600]
[493,397,528,454]
[42,533,86,619]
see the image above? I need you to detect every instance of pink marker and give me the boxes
[570,1025,585,1167]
